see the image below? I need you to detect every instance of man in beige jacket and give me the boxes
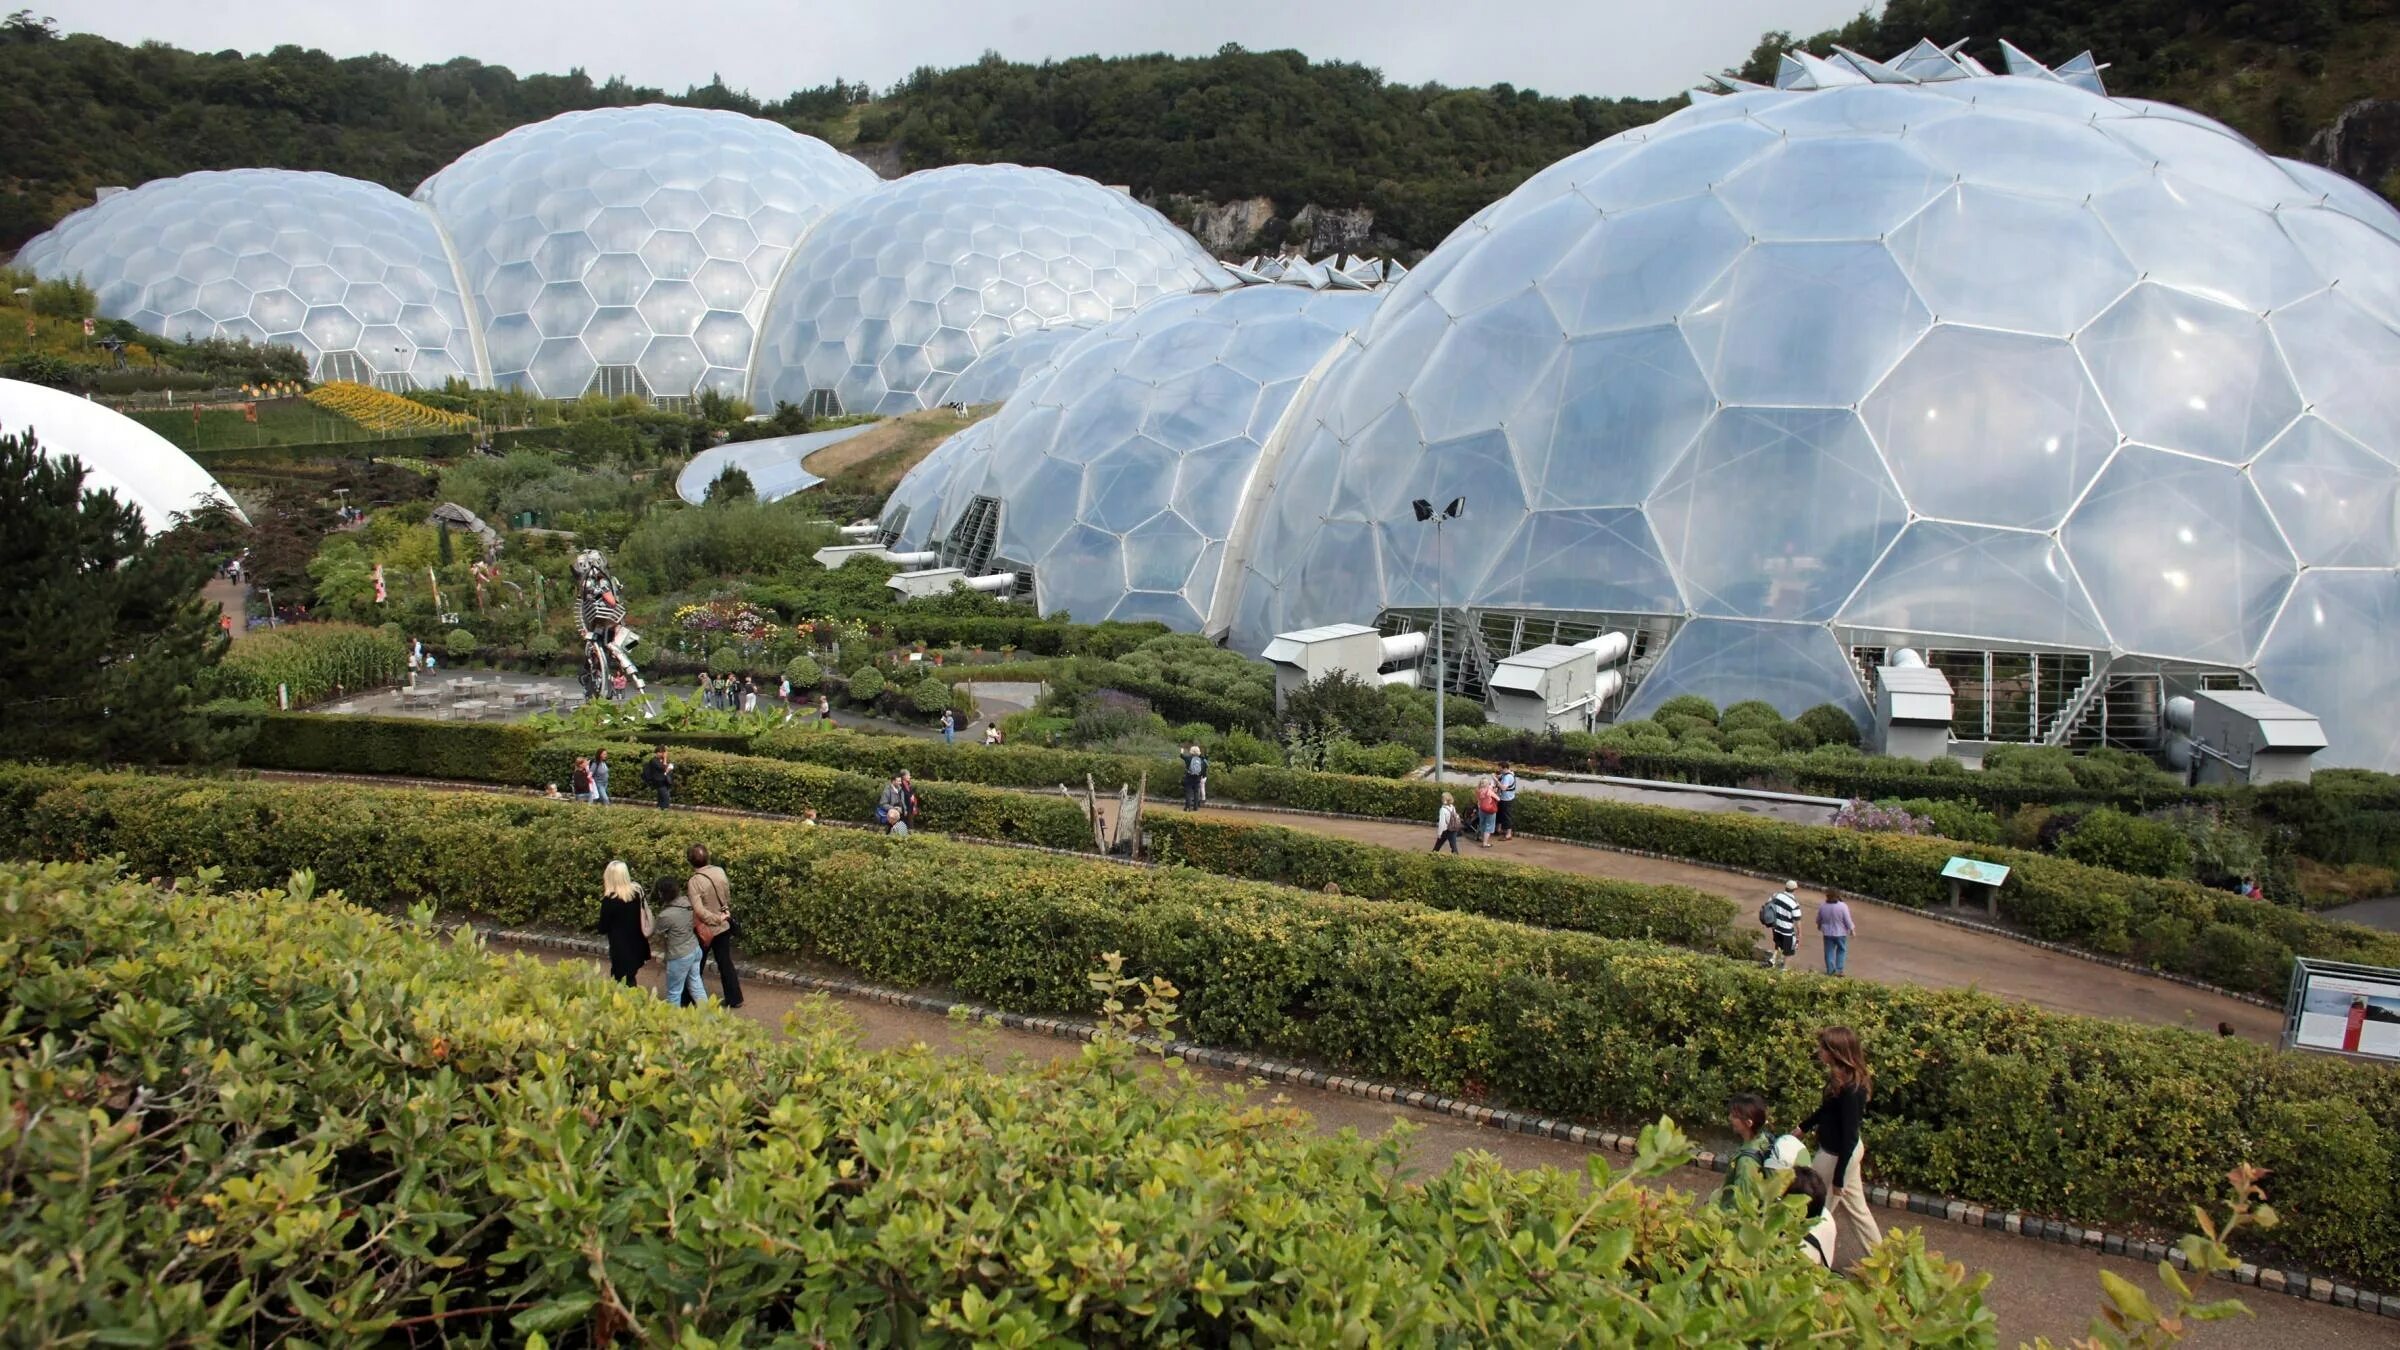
[687,842,742,1009]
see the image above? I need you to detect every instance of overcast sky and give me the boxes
[41,0,1872,102]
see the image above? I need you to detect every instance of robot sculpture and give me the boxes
[571,549,644,703]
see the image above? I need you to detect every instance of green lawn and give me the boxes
[127,397,380,451]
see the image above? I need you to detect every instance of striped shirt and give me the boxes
[1763,891,1800,937]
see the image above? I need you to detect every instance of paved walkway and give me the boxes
[1177,804,2283,1040]
[493,938,2381,1348]
[202,577,248,638]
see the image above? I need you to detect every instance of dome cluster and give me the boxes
[15,108,1210,408]
[884,42,2400,770]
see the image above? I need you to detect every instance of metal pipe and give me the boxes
[1379,631,1428,663]
[1575,631,1631,666]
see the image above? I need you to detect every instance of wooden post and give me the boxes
[1125,771,1147,861]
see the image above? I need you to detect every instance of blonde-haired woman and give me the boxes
[596,859,651,987]
[1802,1025,1884,1263]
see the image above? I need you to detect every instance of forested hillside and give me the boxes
[3,1,2395,258]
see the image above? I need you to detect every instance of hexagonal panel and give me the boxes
[2061,446,2294,664]
[2250,418,2400,567]
[2255,570,2400,771]
[2091,176,2322,313]
[1539,193,1748,337]
[1519,324,1712,508]
[1682,243,1931,407]
[2076,284,2300,465]
[1862,325,2118,530]
[2269,290,2400,455]
[1618,618,1874,726]
[1887,186,2134,335]
[1839,521,2110,649]
[1649,407,1906,622]
[1470,508,1682,613]
[1714,136,1951,241]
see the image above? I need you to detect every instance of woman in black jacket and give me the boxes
[1801,1024,1884,1263]
[596,859,651,987]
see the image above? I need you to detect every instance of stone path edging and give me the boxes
[488,926,2394,1320]
[1187,797,2285,1012]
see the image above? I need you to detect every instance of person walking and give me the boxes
[687,843,742,1009]
[1761,880,1800,970]
[878,772,910,834]
[1816,889,1855,976]
[590,749,612,806]
[817,692,832,724]
[1473,774,1500,848]
[1789,1167,1838,1269]
[595,859,651,987]
[1802,1025,1884,1263]
[642,745,675,810]
[941,708,956,745]
[1718,1093,1778,1207]
[743,679,759,715]
[1495,762,1519,840]
[1433,792,1464,853]
[571,755,593,802]
[1182,742,1208,811]
[650,876,706,1007]
[697,670,712,709]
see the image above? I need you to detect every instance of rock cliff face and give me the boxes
[1288,204,1376,255]
[1178,196,1280,253]
[2306,99,2400,199]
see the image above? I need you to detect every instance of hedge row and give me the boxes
[224,713,1750,954]
[746,729,2400,1001]
[8,863,1966,1343]
[6,767,2393,1287]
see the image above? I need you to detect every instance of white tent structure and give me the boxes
[0,378,246,532]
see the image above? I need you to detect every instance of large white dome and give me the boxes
[0,378,244,532]
[17,170,479,390]
[1222,43,2400,769]
[747,164,1227,417]
[415,105,879,400]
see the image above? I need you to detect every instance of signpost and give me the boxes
[1941,856,2011,916]
[2282,958,2400,1061]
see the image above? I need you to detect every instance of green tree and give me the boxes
[0,430,230,761]
[26,275,93,319]
[705,464,755,504]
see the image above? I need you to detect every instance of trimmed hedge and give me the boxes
[6,767,2394,1288]
[232,710,545,782]
[225,714,1750,954]
[747,730,2400,1000]
[531,740,1093,850]
[8,862,1976,1343]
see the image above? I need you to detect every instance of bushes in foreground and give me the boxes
[6,769,2396,1288]
[0,860,1989,1343]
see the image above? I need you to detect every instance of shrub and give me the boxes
[1324,737,1420,778]
[2059,808,2194,879]
[1214,726,1280,767]
[846,665,885,703]
[443,626,477,657]
[783,653,823,689]
[8,773,2395,1289]
[1718,700,1784,737]
[0,858,1996,1344]
[912,675,953,715]
[1794,703,1859,748]
[1651,694,1719,725]
[524,632,561,659]
[1884,796,2004,844]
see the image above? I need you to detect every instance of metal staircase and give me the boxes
[2040,667,2107,746]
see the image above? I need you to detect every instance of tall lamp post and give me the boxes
[1412,496,1464,784]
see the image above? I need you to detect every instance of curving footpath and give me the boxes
[1180,801,2284,1040]
[494,936,2383,1348]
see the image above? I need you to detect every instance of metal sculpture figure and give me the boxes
[571,549,644,702]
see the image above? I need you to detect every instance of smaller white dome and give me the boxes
[0,379,245,532]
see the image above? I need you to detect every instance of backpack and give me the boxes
[1186,753,1206,776]
[1759,892,1794,928]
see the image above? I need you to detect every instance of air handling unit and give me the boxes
[2165,691,2327,786]
[1262,623,1428,710]
[1486,632,1633,733]
[1874,649,1955,761]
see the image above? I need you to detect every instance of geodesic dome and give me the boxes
[1223,41,2400,769]
[415,104,878,400]
[892,284,1381,628]
[1,377,245,532]
[16,170,479,389]
[747,164,1227,417]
